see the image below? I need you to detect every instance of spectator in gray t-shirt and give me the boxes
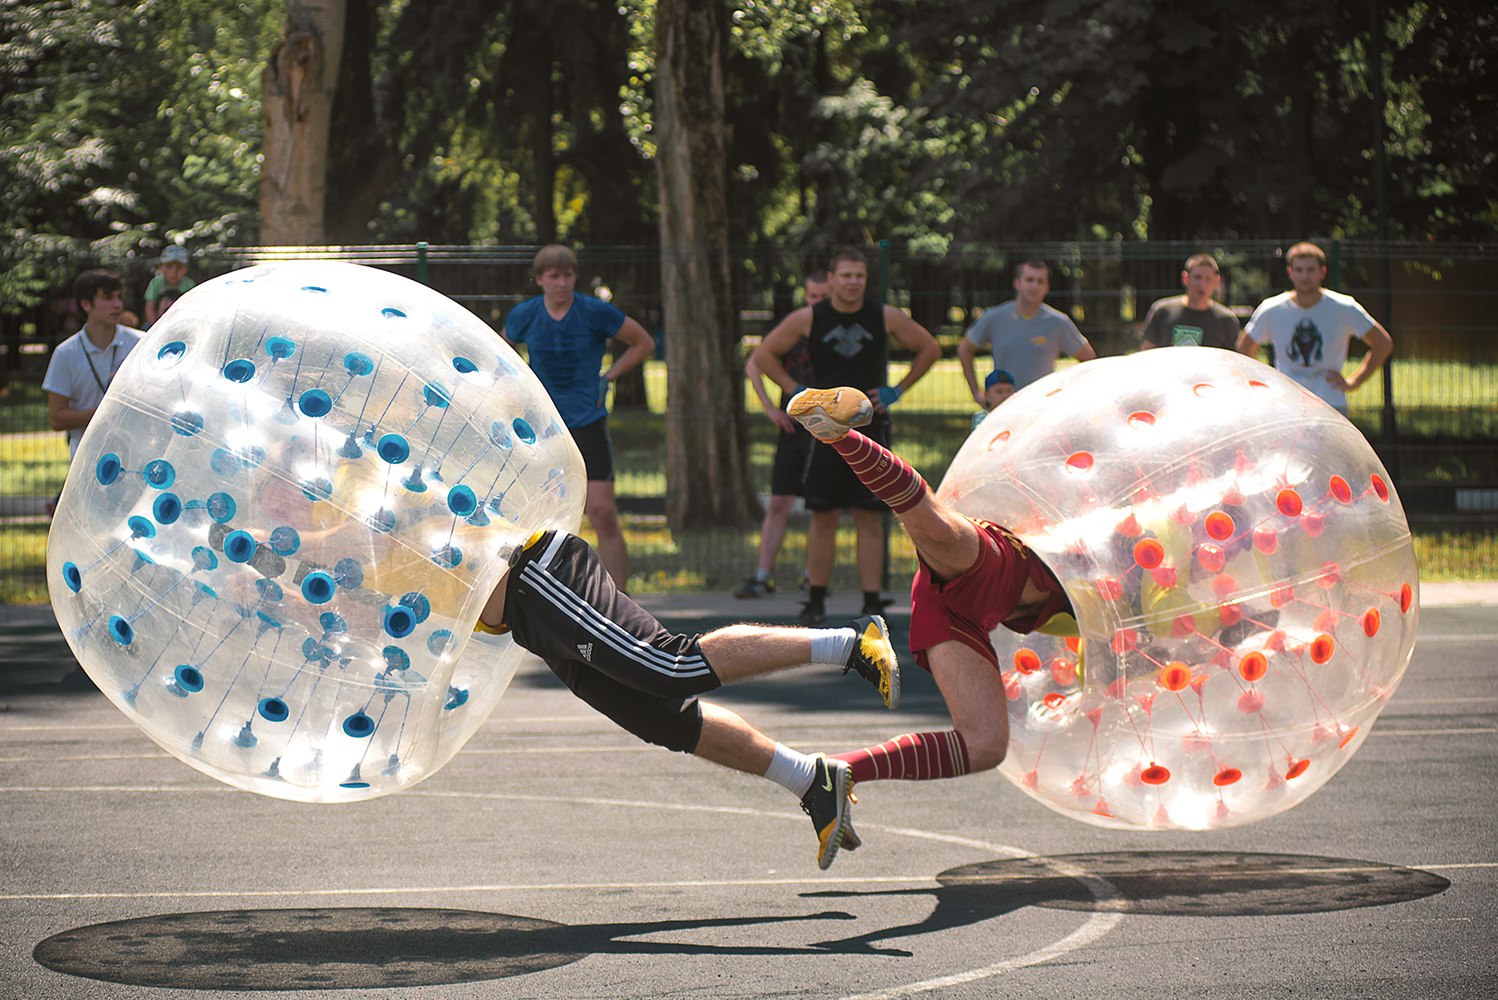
[958,259,1095,401]
[1139,252,1241,351]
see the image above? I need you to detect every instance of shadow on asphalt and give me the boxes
[33,905,859,990]
[799,850,1450,953]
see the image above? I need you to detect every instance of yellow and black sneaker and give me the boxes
[844,614,900,710]
[801,754,857,870]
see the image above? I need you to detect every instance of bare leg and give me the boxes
[585,479,629,588]
[692,702,776,774]
[755,493,797,575]
[852,507,884,593]
[805,508,841,587]
[698,624,824,684]
[893,495,983,581]
[927,640,1009,771]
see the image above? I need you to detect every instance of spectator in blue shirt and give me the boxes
[502,245,654,587]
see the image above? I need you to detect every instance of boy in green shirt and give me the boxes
[144,246,196,326]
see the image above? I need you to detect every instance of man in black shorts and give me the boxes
[750,246,941,624]
[476,528,899,870]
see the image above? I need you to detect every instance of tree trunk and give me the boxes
[654,0,758,531]
[259,0,346,245]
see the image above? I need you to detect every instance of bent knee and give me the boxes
[961,731,1008,772]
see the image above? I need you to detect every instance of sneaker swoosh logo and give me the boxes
[822,771,834,792]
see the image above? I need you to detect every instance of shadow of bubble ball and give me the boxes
[47,262,585,802]
[946,349,1418,830]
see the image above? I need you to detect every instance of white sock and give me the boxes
[753,567,771,582]
[809,627,856,666]
[763,743,818,798]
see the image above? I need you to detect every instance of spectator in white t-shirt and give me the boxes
[957,259,1096,400]
[43,268,143,459]
[1237,242,1393,414]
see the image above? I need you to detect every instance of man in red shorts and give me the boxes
[788,386,1074,786]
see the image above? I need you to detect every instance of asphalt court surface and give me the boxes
[0,595,1494,998]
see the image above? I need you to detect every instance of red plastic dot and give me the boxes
[1002,672,1023,700]
[1212,574,1238,599]
[1014,648,1042,674]
[1399,583,1413,613]
[1318,561,1342,587]
[988,429,1011,449]
[1192,382,1215,397]
[1362,609,1381,637]
[1046,386,1064,397]
[1042,692,1067,710]
[1219,604,1244,627]
[1238,690,1265,713]
[1158,662,1192,691]
[1286,758,1311,780]
[1310,634,1336,664]
[1096,576,1124,601]
[1213,768,1243,787]
[1253,526,1279,554]
[1050,658,1078,686]
[1276,489,1303,517]
[1112,628,1139,653]
[1151,565,1178,589]
[1302,511,1326,537]
[1339,725,1361,749]
[1330,475,1353,503]
[1239,651,1268,682]
[1172,614,1197,637]
[1128,410,1156,428]
[1116,514,1143,538]
[1372,474,1390,501]
[1196,543,1226,574]
[1271,585,1295,608]
[1064,635,1081,653]
[1141,764,1171,785]
[1248,379,1269,390]
[1133,538,1165,569]
[1066,451,1094,472]
[1205,511,1234,540]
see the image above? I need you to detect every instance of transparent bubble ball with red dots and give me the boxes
[945,348,1418,830]
[47,262,584,802]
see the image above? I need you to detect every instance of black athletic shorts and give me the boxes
[769,425,812,497]
[801,415,892,512]
[569,417,615,482]
[503,530,718,753]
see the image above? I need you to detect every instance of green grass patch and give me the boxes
[0,434,69,494]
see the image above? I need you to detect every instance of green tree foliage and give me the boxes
[0,0,279,307]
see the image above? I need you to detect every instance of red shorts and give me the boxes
[908,520,1067,672]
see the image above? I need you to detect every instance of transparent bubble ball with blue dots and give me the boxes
[47,261,584,801]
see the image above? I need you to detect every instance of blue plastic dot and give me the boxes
[423,383,452,408]
[382,646,411,671]
[255,579,284,603]
[156,341,187,365]
[143,459,175,489]
[191,546,219,571]
[127,516,156,539]
[489,421,512,448]
[444,687,469,710]
[257,697,290,723]
[427,629,453,655]
[62,561,82,593]
[194,582,218,601]
[344,352,374,376]
[399,592,432,623]
[300,477,333,502]
[318,613,346,637]
[95,453,122,486]
[301,285,328,294]
[298,389,333,418]
[381,307,406,319]
[206,492,236,523]
[333,557,364,589]
[301,637,326,660]
[465,508,491,527]
[210,448,242,476]
[447,485,478,518]
[383,605,417,639]
[173,664,204,692]
[222,358,256,383]
[240,446,266,469]
[487,494,505,514]
[377,434,410,465]
[269,526,301,556]
[342,712,375,738]
[171,410,204,436]
[108,615,134,646]
[256,611,282,630]
[512,418,536,444]
[431,545,463,569]
[366,508,396,533]
[152,493,182,525]
[338,434,363,459]
[266,336,296,359]
[301,571,336,605]
[402,470,429,494]
[453,356,478,373]
[233,722,258,748]
[223,530,256,563]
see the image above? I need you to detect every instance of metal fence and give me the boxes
[4,239,1494,598]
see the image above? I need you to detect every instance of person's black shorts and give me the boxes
[569,417,615,482]
[802,415,892,512]
[503,530,718,753]
[769,424,812,497]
